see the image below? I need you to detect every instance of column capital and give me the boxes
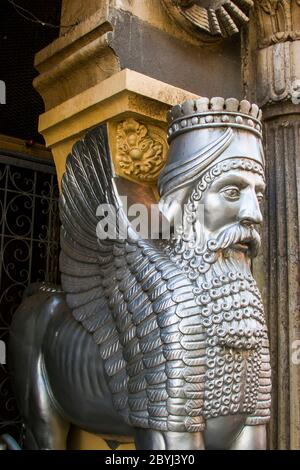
[244,0,300,107]
[255,0,300,48]
[39,68,198,186]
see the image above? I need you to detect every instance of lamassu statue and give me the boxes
[9,97,271,450]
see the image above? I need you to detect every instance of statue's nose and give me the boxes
[238,191,263,226]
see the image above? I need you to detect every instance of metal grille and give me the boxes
[0,151,60,442]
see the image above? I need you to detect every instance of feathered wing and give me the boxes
[59,124,206,432]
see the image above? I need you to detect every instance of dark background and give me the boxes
[0,0,62,143]
[0,0,62,444]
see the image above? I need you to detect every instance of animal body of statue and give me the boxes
[9,97,271,450]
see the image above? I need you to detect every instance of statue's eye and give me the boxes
[221,186,240,201]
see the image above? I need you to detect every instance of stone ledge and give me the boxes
[39,69,199,186]
[39,68,199,147]
[0,134,53,161]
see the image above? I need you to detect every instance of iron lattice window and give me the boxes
[0,152,60,443]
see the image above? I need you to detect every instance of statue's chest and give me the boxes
[202,347,261,419]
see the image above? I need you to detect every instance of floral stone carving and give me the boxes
[115,118,167,184]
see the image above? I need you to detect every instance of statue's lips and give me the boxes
[231,242,249,253]
[230,238,256,254]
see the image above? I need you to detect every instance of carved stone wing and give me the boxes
[59,124,206,433]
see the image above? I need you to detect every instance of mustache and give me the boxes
[207,223,261,258]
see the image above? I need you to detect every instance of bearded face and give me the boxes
[162,159,266,352]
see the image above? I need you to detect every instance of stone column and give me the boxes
[244,0,300,450]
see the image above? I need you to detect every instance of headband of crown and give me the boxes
[167,97,263,142]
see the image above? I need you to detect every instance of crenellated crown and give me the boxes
[167,97,263,142]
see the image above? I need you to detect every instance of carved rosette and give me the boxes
[162,0,254,39]
[115,119,168,184]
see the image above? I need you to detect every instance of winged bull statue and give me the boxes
[9,97,271,450]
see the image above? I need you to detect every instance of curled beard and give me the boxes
[194,252,265,350]
[168,223,265,350]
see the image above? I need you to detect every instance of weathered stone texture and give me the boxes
[261,115,300,449]
[245,0,300,449]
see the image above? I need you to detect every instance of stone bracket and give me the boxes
[38,68,198,186]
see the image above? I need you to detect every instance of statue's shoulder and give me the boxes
[10,285,68,347]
